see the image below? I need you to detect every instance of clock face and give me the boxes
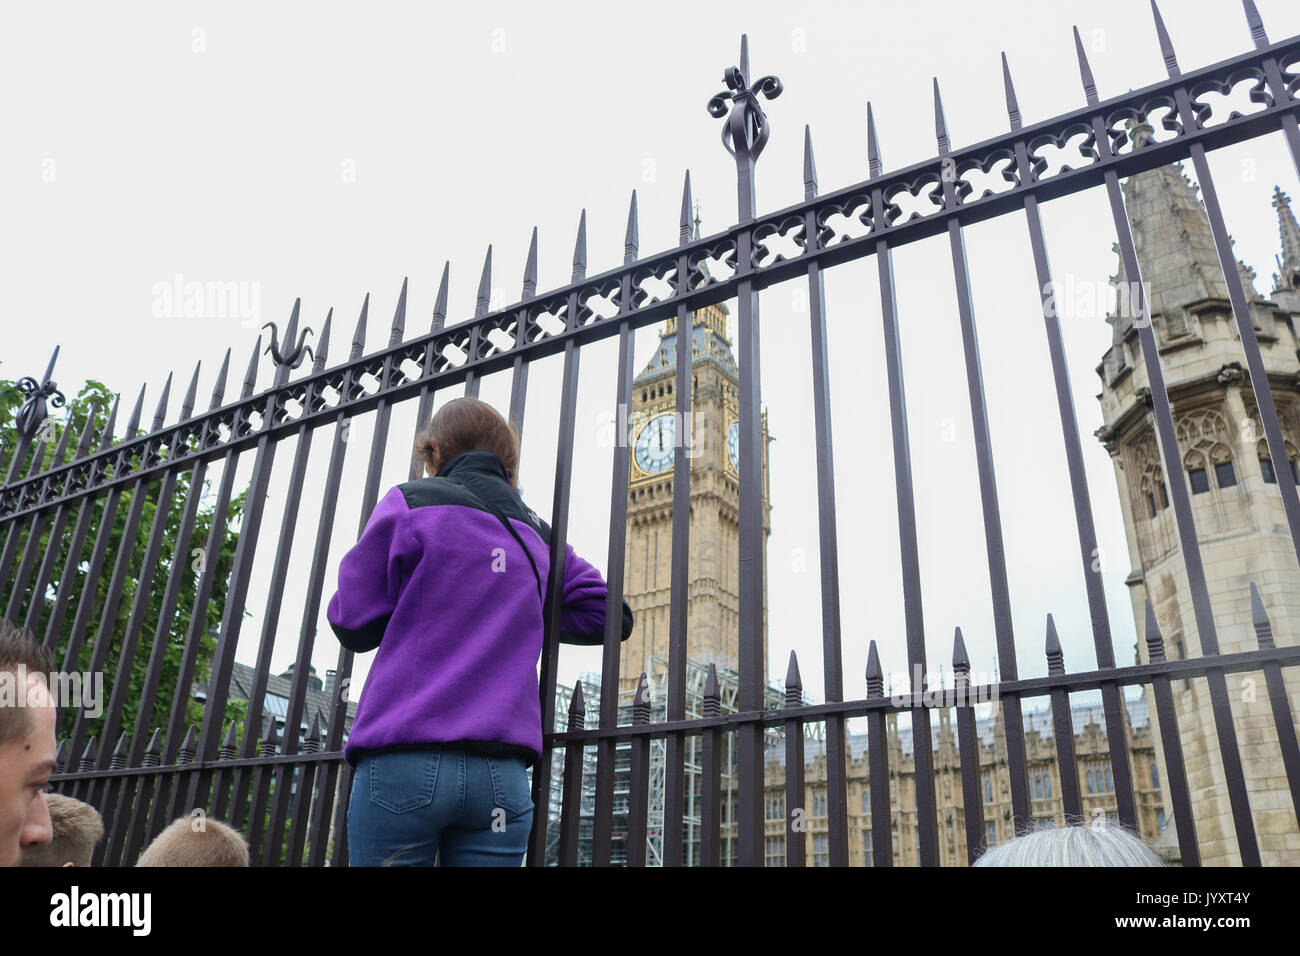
[727,421,739,472]
[635,414,676,474]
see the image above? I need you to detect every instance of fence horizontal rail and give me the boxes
[542,645,1300,747]
[1,36,1296,525]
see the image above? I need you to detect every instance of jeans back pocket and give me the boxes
[486,756,534,816]
[368,749,439,814]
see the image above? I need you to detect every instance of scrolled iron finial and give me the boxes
[706,47,782,162]
[15,373,66,441]
[260,321,315,372]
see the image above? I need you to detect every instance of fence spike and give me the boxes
[802,125,818,200]
[282,297,301,355]
[179,362,200,422]
[624,190,639,264]
[1001,52,1022,131]
[178,725,197,762]
[124,384,146,439]
[572,210,588,281]
[312,308,333,373]
[1243,0,1268,47]
[1140,598,1167,665]
[932,77,950,154]
[240,333,262,399]
[569,680,586,724]
[522,227,539,299]
[633,672,651,723]
[350,293,370,362]
[209,349,232,410]
[51,409,72,464]
[390,277,408,347]
[72,402,99,460]
[702,662,720,718]
[784,650,802,708]
[305,711,322,751]
[54,738,68,773]
[1249,581,1275,649]
[41,344,60,386]
[79,735,97,771]
[259,718,280,756]
[432,261,450,331]
[98,394,120,449]
[475,245,493,317]
[142,728,162,767]
[739,33,750,81]
[952,626,970,674]
[680,171,694,245]
[150,371,173,432]
[218,720,238,759]
[1045,613,1065,676]
[865,639,884,696]
[1150,0,1180,76]
[1072,26,1099,105]
[866,102,882,177]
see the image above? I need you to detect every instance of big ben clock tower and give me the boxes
[619,235,773,696]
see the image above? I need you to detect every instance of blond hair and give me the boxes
[20,793,104,867]
[136,816,250,867]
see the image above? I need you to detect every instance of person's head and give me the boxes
[973,822,1165,866]
[20,792,103,867]
[0,617,56,867]
[413,397,521,487]
[136,815,250,867]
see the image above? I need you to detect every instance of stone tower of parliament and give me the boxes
[1094,119,1300,866]
[618,209,773,697]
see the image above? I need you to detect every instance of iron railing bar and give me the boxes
[527,322,581,865]
[181,328,293,814]
[1084,40,1257,852]
[65,466,154,780]
[870,125,932,866]
[663,176,695,868]
[3,427,62,620]
[1141,601,1201,865]
[592,314,635,866]
[311,317,402,868]
[952,632,983,864]
[935,81,1031,843]
[802,128,850,867]
[256,308,355,863]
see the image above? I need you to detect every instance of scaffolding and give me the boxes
[543,655,806,866]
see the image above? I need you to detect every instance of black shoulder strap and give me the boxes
[448,475,546,611]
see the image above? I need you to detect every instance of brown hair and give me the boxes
[20,792,103,867]
[136,815,250,867]
[0,616,54,745]
[412,397,521,487]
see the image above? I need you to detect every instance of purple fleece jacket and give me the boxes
[325,449,628,768]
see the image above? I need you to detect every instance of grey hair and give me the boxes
[973,823,1165,867]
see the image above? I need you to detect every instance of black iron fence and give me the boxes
[4,0,1300,866]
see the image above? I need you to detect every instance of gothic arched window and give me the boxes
[1257,438,1300,485]
[1186,450,1210,494]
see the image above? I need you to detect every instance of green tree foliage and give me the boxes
[0,367,250,759]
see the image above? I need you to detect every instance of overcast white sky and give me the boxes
[3,1,1298,737]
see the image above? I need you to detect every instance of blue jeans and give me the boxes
[347,745,534,866]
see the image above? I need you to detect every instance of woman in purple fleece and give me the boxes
[327,397,633,866]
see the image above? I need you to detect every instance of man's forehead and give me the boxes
[21,674,53,705]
